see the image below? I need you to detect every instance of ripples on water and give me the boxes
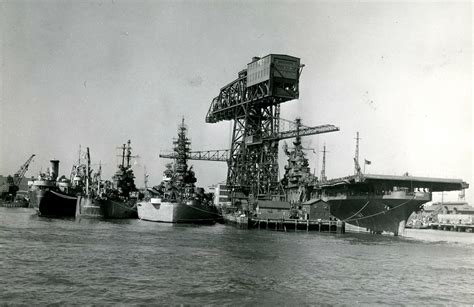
[1,207,473,305]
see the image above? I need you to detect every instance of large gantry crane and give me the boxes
[161,54,339,202]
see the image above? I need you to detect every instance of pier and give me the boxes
[224,215,345,234]
[0,201,28,208]
[428,223,474,233]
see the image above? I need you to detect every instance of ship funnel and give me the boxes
[49,160,60,181]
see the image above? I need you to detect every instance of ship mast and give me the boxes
[85,147,90,196]
[78,145,82,166]
[121,143,126,167]
[126,140,132,168]
[320,144,327,182]
[354,132,361,175]
[144,165,148,189]
[118,140,138,168]
[96,161,102,194]
[173,118,192,189]
[114,140,137,197]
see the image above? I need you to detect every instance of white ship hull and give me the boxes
[137,198,218,224]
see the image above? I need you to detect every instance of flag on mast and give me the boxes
[364,159,371,165]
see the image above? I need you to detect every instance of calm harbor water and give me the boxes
[1,207,473,305]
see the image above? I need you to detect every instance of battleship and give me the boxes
[137,119,220,224]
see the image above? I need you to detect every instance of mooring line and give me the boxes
[343,201,370,222]
[345,196,416,223]
[50,190,77,200]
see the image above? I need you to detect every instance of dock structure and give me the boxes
[0,201,28,208]
[428,223,474,233]
[223,214,249,229]
[224,215,345,234]
[252,218,345,234]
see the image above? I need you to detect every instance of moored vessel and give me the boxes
[137,119,220,224]
[281,132,469,235]
[29,160,80,217]
[314,174,467,235]
[75,147,103,218]
[94,140,139,219]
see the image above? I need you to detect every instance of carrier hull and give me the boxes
[325,193,430,235]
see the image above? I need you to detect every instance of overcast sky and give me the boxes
[1,0,472,202]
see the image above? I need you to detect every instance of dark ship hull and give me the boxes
[97,198,138,219]
[315,174,469,235]
[326,195,428,234]
[76,196,137,219]
[75,195,102,218]
[30,189,77,217]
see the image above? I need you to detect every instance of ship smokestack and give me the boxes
[49,160,59,181]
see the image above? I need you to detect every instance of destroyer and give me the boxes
[137,119,220,224]
[94,140,139,219]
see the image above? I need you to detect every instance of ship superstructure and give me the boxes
[281,118,317,204]
[137,119,219,224]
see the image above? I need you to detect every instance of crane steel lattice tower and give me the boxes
[204,54,339,201]
[160,55,339,203]
[205,55,302,199]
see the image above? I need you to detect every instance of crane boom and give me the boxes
[159,150,229,162]
[159,124,339,162]
[13,154,35,186]
[271,124,339,141]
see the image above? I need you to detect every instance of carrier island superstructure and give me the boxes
[160,54,469,235]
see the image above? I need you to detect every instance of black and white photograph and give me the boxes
[0,0,472,305]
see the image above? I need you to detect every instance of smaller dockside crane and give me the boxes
[1,154,36,201]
